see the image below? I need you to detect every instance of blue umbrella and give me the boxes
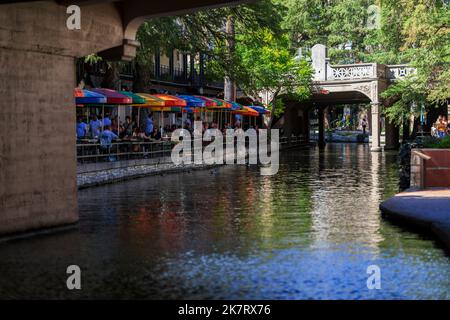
[177,95,206,107]
[248,106,267,115]
[76,89,107,105]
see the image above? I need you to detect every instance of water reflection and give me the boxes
[0,143,448,299]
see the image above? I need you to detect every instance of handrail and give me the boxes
[330,63,374,68]
[76,135,307,164]
[412,150,432,161]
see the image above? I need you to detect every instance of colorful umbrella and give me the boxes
[248,106,268,115]
[75,89,107,105]
[119,91,146,105]
[153,94,187,107]
[89,88,132,104]
[243,106,260,117]
[177,95,206,108]
[194,96,218,107]
[136,93,166,107]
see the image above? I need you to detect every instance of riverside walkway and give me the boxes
[380,189,450,250]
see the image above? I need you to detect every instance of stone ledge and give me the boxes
[77,162,219,189]
[380,189,450,251]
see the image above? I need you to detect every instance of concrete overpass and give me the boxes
[307,44,414,151]
[0,0,248,235]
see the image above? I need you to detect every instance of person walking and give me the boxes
[361,117,368,135]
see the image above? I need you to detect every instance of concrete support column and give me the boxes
[318,107,326,148]
[385,118,400,150]
[0,48,79,234]
[371,102,381,152]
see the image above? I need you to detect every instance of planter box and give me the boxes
[411,149,450,188]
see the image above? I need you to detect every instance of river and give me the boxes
[0,143,449,299]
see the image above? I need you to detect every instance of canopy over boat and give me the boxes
[89,88,132,104]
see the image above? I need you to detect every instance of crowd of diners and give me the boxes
[431,115,450,138]
[77,111,264,147]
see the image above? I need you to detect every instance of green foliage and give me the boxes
[233,28,313,122]
[282,0,449,124]
[84,54,102,65]
[236,30,312,95]
[422,135,450,149]
[282,0,375,63]
[369,0,450,117]
[135,1,284,70]
[134,0,313,116]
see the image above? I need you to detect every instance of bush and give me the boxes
[422,135,450,149]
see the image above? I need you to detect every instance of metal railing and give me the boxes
[76,140,174,164]
[77,134,308,164]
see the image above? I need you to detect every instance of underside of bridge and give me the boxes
[0,0,248,235]
[282,82,401,151]
[310,91,371,106]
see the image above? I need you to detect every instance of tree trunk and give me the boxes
[267,88,282,129]
[101,61,121,90]
[411,116,420,139]
[402,116,410,142]
[224,14,236,101]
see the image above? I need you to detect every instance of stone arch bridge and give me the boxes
[284,44,414,151]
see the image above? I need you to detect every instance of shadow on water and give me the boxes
[0,143,449,299]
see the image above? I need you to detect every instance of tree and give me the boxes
[375,0,450,128]
[282,0,375,63]
[134,0,285,96]
[235,29,313,127]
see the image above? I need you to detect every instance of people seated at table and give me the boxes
[150,127,161,140]
[89,115,102,138]
[76,117,87,139]
[121,116,135,139]
[133,127,149,140]
[111,116,123,136]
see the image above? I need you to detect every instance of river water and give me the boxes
[0,143,449,299]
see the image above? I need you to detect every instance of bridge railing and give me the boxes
[327,63,376,81]
[386,64,416,80]
[323,63,415,81]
